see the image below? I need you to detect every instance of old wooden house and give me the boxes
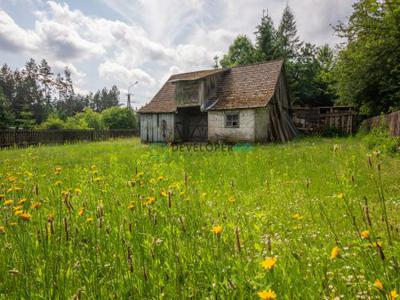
[138,59,297,143]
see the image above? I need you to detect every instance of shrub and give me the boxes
[64,116,90,129]
[39,114,66,130]
[361,125,400,153]
[101,107,137,129]
[75,108,104,130]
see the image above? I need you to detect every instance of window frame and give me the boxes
[225,112,240,128]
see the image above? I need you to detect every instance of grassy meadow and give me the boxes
[0,137,399,299]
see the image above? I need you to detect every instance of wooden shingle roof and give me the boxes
[138,59,284,113]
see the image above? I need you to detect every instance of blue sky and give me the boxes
[0,0,356,108]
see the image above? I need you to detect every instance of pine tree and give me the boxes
[23,58,46,123]
[108,85,120,107]
[0,64,16,104]
[277,5,302,61]
[38,59,54,106]
[0,87,14,129]
[63,67,74,97]
[255,11,279,61]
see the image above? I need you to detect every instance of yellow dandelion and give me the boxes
[390,290,398,300]
[94,177,102,182]
[374,279,384,290]
[61,190,71,197]
[143,197,156,206]
[9,222,17,226]
[0,226,5,234]
[74,188,82,195]
[18,198,27,204]
[128,202,135,210]
[228,196,236,203]
[4,199,13,206]
[0,194,5,199]
[360,230,370,239]
[54,180,63,186]
[373,240,383,248]
[330,246,341,260]
[292,213,304,220]
[336,193,345,200]
[31,202,41,209]
[161,191,168,197]
[13,205,23,212]
[24,171,33,178]
[211,225,223,235]
[78,208,85,216]
[261,257,277,270]
[158,176,165,181]
[19,212,31,221]
[257,289,277,300]
[86,217,94,223]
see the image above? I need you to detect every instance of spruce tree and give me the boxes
[277,5,302,61]
[255,11,279,61]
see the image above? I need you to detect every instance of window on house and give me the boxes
[225,113,240,128]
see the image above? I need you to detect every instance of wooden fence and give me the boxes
[361,110,400,136]
[0,129,139,148]
[290,106,357,135]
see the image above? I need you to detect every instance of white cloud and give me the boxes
[289,0,354,45]
[0,0,356,105]
[53,61,86,81]
[36,20,105,60]
[98,61,156,87]
[0,10,39,53]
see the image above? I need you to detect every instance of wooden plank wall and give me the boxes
[291,106,356,135]
[139,114,175,143]
[361,110,400,136]
[0,129,138,148]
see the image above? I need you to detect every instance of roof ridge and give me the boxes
[229,58,284,70]
[169,59,284,78]
[170,67,224,77]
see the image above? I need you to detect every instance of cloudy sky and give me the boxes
[0,0,355,107]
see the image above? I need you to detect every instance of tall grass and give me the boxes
[0,137,399,299]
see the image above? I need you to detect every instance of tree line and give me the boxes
[0,58,137,129]
[220,0,400,117]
